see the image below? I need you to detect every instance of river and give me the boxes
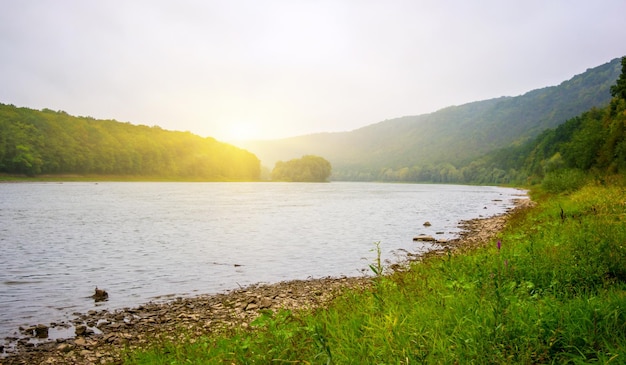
[0,182,524,339]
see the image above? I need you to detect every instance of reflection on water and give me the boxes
[0,182,524,338]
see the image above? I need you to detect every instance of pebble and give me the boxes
[74,338,87,347]
[57,343,73,353]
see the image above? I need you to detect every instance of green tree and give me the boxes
[12,144,42,176]
[542,152,565,173]
[271,155,332,182]
[610,56,626,100]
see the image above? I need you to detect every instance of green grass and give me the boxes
[123,182,626,364]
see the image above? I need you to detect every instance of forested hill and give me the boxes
[237,57,622,181]
[0,104,261,180]
[475,57,626,188]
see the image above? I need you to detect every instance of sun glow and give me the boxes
[223,122,262,142]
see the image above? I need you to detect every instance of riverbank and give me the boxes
[1,198,531,365]
[124,185,623,364]
[1,277,371,365]
[120,184,622,364]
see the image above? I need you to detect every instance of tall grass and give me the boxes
[124,182,626,364]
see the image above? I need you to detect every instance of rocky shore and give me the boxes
[1,197,531,365]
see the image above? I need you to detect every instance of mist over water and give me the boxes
[0,182,524,338]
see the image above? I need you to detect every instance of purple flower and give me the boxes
[497,240,501,251]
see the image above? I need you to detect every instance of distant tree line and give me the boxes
[0,104,261,180]
[271,155,331,182]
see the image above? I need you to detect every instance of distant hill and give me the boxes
[0,104,261,180]
[237,58,622,181]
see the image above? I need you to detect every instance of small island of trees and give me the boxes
[271,155,332,182]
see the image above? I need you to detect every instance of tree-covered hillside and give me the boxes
[0,104,261,180]
[453,57,626,186]
[237,57,622,181]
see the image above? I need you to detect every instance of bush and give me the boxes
[541,169,587,193]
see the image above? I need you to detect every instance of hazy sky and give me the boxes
[1,1,625,141]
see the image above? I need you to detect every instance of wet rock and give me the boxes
[423,221,432,226]
[21,324,49,339]
[35,324,49,339]
[17,338,31,347]
[21,326,34,337]
[413,235,436,242]
[75,325,88,336]
[91,287,108,302]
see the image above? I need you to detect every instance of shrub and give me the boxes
[541,169,587,193]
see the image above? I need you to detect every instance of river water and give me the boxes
[0,182,524,339]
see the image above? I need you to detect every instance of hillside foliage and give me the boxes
[271,155,331,182]
[471,59,626,187]
[333,57,625,185]
[0,104,261,180]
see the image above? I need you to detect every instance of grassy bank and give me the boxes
[124,183,626,364]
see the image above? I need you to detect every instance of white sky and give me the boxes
[1,1,625,141]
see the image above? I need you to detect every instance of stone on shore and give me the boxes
[91,287,108,302]
[35,324,49,338]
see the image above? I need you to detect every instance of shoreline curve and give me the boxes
[1,196,532,364]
